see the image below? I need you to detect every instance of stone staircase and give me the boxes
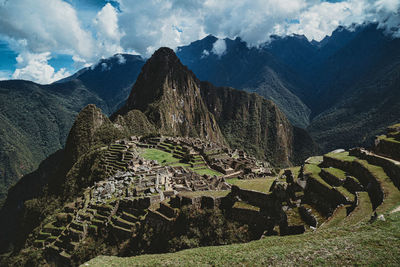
[101,142,136,176]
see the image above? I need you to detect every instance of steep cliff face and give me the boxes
[113,109,156,136]
[114,48,316,165]
[116,47,225,144]
[65,104,110,164]
[200,82,306,166]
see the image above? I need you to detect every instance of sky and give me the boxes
[0,0,399,84]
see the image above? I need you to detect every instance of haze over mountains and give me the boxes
[1,22,400,202]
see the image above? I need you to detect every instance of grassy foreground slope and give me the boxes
[84,210,400,266]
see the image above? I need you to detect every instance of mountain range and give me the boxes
[1,22,400,203]
[0,46,314,255]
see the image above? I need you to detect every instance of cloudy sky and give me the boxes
[0,0,399,84]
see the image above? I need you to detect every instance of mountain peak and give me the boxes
[147,47,181,69]
[152,46,177,58]
[114,47,225,143]
[65,104,111,164]
[116,47,196,115]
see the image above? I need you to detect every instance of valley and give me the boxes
[2,24,400,203]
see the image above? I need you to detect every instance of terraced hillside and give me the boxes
[17,135,275,266]
[83,124,400,266]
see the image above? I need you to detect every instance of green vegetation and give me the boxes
[320,205,348,229]
[233,201,260,212]
[344,192,373,225]
[141,148,222,177]
[357,159,400,214]
[323,167,347,180]
[226,178,275,193]
[189,168,222,177]
[325,151,357,162]
[306,156,323,164]
[378,135,400,144]
[285,207,304,226]
[388,123,400,130]
[303,163,332,189]
[84,211,400,266]
[335,186,355,202]
[141,148,180,165]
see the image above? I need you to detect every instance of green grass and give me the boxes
[285,207,304,226]
[278,166,301,182]
[323,167,347,181]
[226,178,275,193]
[141,148,222,176]
[357,159,400,214]
[83,211,400,267]
[304,163,354,202]
[320,205,349,229]
[344,192,373,225]
[306,156,323,164]
[141,148,181,166]
[303,164,332,189]
[335,186,355,202]
[378,135,400,144]
[325,151,357,162]
[233,201,260,211]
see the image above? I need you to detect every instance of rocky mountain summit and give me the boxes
[115,48,225,144]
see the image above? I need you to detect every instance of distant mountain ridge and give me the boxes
[176,35,312,128]
[1,22,400,202]
[0,55,145,201]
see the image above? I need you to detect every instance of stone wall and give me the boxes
[303,174,348,216]
[350,148,400,189]
[319,169,344,186]
[322,155,383,210]
[375,138,400,161]
[230,185,275,209]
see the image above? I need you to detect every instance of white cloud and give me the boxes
[0,70,11,81]
[94,3,124,42]
[0,0,399,82]
[371,0,400,37]
[0,0,95,59]
[115,54,126,64]
[212,39,227,57]
[93,3,125,57]
[11,52,71,84]
[0,0,125,73]
[201,49,210,58]
[113,0,400,55]
[286,0,400,41]
[286,1,362,41]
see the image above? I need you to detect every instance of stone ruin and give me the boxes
[33,127,400,265]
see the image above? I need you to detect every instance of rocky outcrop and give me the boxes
[113,109,156,136]
[200,82,317,165]
[115,48,225,144]
[65,104,121,165]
